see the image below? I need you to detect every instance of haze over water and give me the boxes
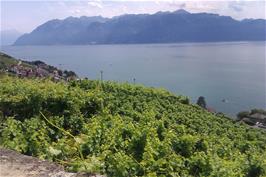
[1,41,265,116]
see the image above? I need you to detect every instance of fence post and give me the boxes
[100,70,103,81]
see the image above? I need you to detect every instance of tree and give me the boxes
[197,96,207,109]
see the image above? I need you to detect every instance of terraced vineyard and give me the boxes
[0,76,265,177]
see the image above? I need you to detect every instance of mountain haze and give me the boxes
[1,30,22,46]
[14,10,266,45]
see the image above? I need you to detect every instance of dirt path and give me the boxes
[0,148,104,177]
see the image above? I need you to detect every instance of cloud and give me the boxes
[179,3,186,9]
[168,2,186,9]
[228,2,244,12]
[70,9,81,15]
[87,1,103,9]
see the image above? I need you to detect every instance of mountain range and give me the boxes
[14,9,266,45]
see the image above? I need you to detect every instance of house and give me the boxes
[36,67,49,77]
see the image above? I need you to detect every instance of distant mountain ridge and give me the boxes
[15,16,107,45]
[14,9,266,45]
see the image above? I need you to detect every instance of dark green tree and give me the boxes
[197,96,207,109]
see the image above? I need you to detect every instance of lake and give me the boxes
[1,42,265,117]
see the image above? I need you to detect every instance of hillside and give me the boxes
[0,52,77,80]
[0,52,33,70]
[14,9,266,45]
[0,76,265,177]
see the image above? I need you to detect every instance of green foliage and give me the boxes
[0,76,266,177]
[250,109,266,115]
[0,52,33,70]
[237,111,250,119]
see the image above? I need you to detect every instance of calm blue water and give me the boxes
[1,42,265,117]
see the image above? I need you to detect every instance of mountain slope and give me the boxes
[15,16,107,45]
[0,52,77,80]
[0,76,266,176]
[14,10,266,45]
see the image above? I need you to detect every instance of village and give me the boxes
[237,110,266,130]
[0,53,77,81]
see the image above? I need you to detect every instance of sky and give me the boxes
[1,0,265,33]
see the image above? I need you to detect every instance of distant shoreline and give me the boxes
[2,40,265,48]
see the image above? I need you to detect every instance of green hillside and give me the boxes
[0,52,77,80]
[0,52,32,70]
[0,76,265,177]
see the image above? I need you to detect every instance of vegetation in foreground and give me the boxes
[0,76,266,177]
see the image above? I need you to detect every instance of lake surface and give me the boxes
[1,42,265,117]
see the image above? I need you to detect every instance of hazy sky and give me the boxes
[1,0,265,33]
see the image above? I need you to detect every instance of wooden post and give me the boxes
[100,70,103,81]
